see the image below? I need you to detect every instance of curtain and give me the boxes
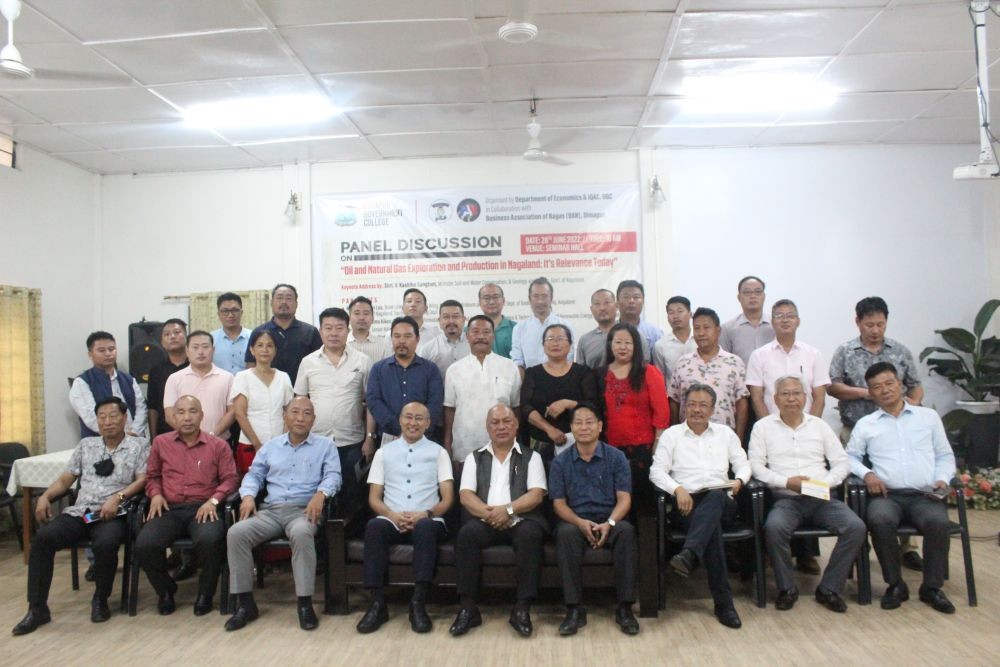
[188,290,271,333]
[0,285,45,454]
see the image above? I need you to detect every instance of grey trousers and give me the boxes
[227,503,318,596]
[764,496,866,594]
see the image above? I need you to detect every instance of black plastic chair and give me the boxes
[848,475,977,606]
[655,481,766,610]
[754,484,872,605]
[0,442,31,550]
[126,494,239,617]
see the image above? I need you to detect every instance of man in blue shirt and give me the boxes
[847,362,957,614]
[549,401,638,637]
[366,316,444,442]
[223,397,342,632]
[211,292,252,375]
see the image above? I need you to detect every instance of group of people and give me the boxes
[12,275,959,639]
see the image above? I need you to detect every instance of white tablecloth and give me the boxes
[5,449,73,495]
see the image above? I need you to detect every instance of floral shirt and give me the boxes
[669,349,748,429]
[64,435,149,517]
[829,336,921,427]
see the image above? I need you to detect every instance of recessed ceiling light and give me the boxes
[680,75,839,114]
[183,94,338,130]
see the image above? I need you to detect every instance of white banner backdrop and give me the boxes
[312,183,641,338]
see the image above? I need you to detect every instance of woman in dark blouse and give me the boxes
[520,324,599,461]
[598,322,670,511]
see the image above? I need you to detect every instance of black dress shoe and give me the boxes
[918,586,956,614]
[558,607,587,636]
[880,581,910,610]
[449,607,483,636]
[157,591,176,616]
[173,561,198,582]
[356,600,389,634]
[193,594,213,616]
[298,602,319,630]
[508,608,532,637]
[902,550,923,572]
[11,607,51,636]
[408,601,432,633]
[714,603,742,629]
[91,595,111,623]
[795,556,821,575]
[814,587,847,613]
[223,604,260,632]
[614,605,640,636]
[775,589,799,611]
[84,564,96,582]
[669,548,698,578]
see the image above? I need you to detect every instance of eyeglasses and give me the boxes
[740,289,764,297]
[772,313,798,321]
[544,336,569,343]
[401,414,428,423]
[480,294,503,302]
[219,308,243,315]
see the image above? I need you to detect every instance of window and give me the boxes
[0,285,44,453]
[0,134,14,169]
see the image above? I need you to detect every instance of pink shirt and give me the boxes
[163,364,235,439]
[745,339,830,415]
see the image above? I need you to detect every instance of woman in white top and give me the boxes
[229,329,293,475]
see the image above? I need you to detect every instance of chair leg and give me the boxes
[219,563,230,615]
[637,512,658,618]
[858,540,872,605]
[120,540,130,614]
[71,546,80,591]
[960,528,977,607]
[128,542,141,616]
[254,548,265,588]
[10,506,24,551]
[656,495,666,611]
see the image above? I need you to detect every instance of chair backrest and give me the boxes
[0,443,31,492]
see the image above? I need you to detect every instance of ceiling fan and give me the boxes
[0,0,33,79]
[523,99,570,166]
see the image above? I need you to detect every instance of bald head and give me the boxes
[486,403,518,448]
[399,401,431,444]
[284,396,316,442]
[173,395,204,437]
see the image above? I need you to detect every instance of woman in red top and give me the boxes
[599,322,670,512]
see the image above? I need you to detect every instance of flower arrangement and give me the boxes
[949,468,1000,510]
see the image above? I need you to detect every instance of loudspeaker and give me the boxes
[128,320,166,383]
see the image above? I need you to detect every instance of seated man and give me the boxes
[224,397,342,632]
[650,383,750,629]
[356,402,454,635]
[136,395,238,616]
[846,362,957,614]
[550,401,639,637]
[12,397,148,635]
[450,404,546,637]
[748,376,865,612]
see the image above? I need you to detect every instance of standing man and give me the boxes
[164,331,235,441]
[136,396,238,616]
[212,292,252,376]
[417,299,470,379]
[616,280,663,352]
[224,397,342,632]
[294,307,375,510]
[12,398,148,635]
[450,404,546,637]
[720,276,774,364]
[510,277,574,374]
[245,284,322,385]
[146,318,188,440]
[578,289,647,368]
[749,377,865,613]
[70,331,147,439]
[366,316,444,443]
[348,296,391,361]
[395,288,442,341]
[478,283,515,359]
[650,384,750,629]
[669,308,750,441]
[652,296,697,385]
[443,315,521,462]
[847,362,956,614]
[549,402,639,637]
[356,402,454,635]
[746,299,830,419]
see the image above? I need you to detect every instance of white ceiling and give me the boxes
[0,0,996,174]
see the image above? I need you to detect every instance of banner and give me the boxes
[312,183,642,337]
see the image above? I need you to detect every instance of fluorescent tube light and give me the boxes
[183,94,338,130]
[680,75,838,114]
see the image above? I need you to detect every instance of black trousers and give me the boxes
[668,489,737,606]
[619,444,655,516]
[135,504,226,598]
[363,517,446,589]
[455,519,545,603]
[337,442,365,515]
[867,490,950,589]
[554,519,636,605]
[27,513,126,607]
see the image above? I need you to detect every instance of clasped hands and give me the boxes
[577,519,611,549]
[864,472,947,497]
[386,510,432,532]
[148,494,218,523]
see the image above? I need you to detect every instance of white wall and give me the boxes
[0,147,98,450]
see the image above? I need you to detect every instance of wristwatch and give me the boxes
[208,498,219,507]
[116,492,126,502]
[607,518,616,528]
[426,510,434,519]
[506,504,515,517]
[366,432,377,439]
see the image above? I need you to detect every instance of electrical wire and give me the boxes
[968,3,1000,175]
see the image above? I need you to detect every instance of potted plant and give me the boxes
[920,299,1000,468]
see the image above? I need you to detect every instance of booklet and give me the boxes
[800,479,831,501]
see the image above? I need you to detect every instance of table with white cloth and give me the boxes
[5,449,74,563]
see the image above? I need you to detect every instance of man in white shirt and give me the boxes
[652,296,697,386]
[510,277,574,374]
[748,376,865,613]
[450,404,546,638]
[443,315,521,461]
[417,299,470,379]
[347,296,391,361]
[650,383,750,629]
[391,288,442,341]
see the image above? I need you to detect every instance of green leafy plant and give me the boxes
[920,299,1000,430]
